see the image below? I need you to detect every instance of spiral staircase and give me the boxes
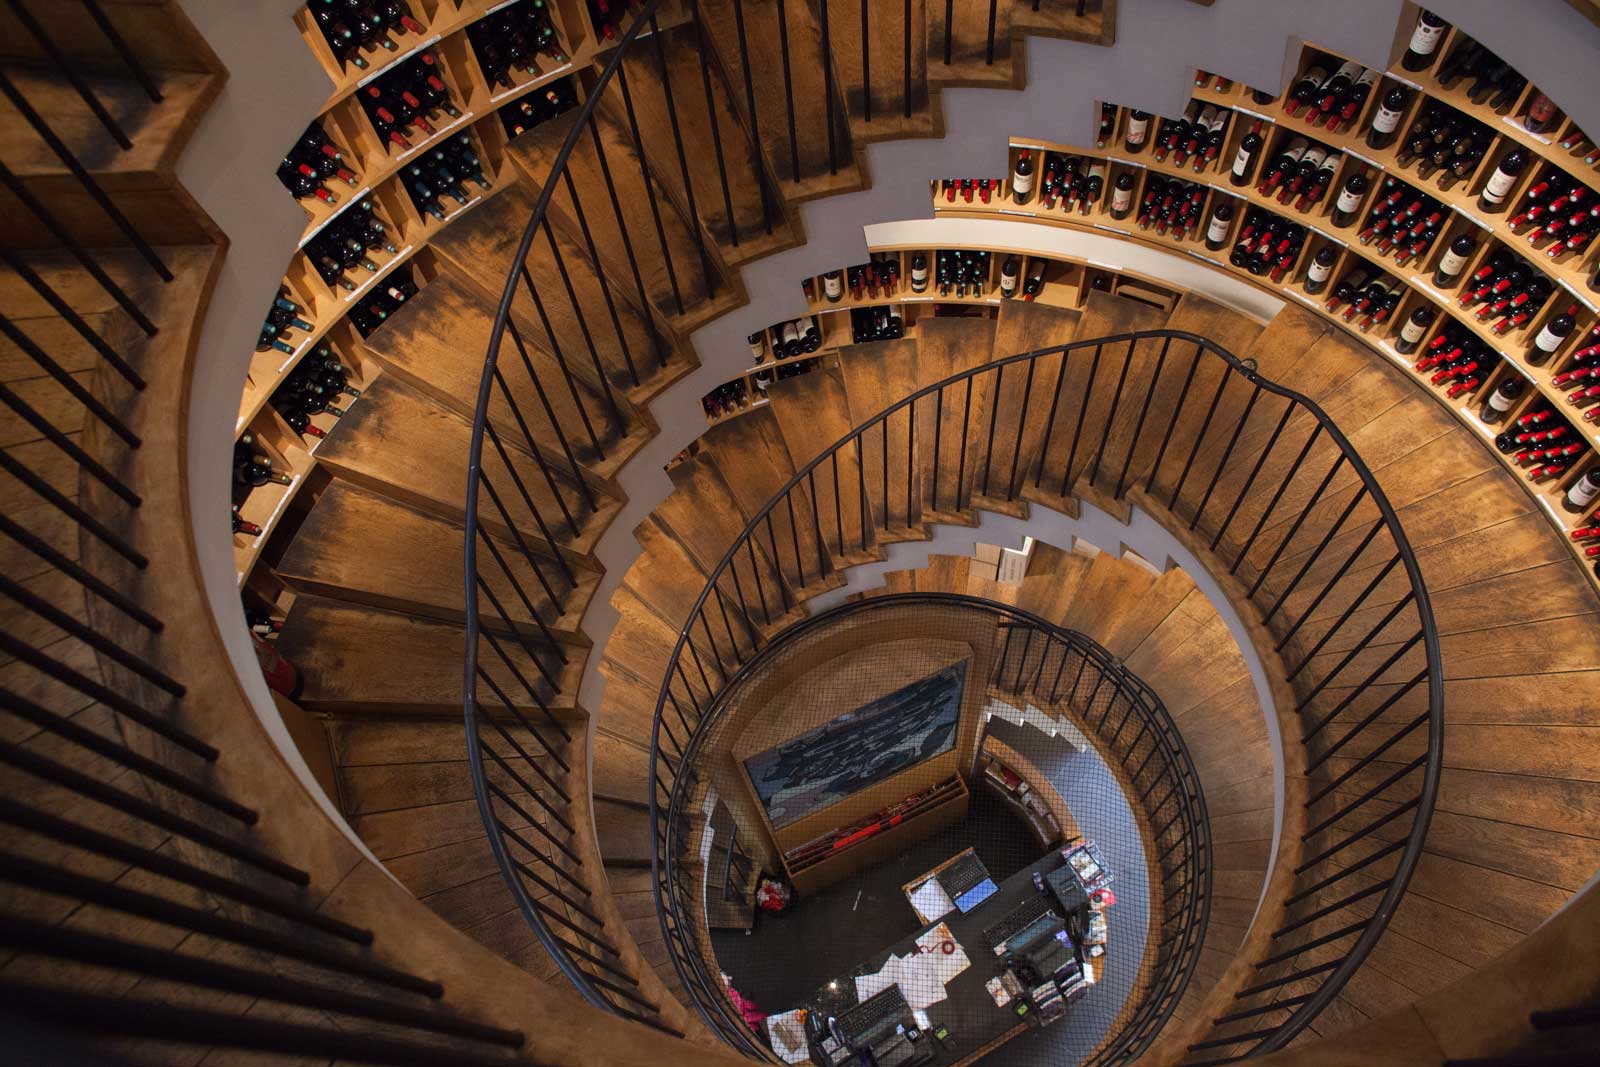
[3,1,1598,1065]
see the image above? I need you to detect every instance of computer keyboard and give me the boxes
[983,894,1059,955]
[937,851,989,899]
[836,984,910,1048]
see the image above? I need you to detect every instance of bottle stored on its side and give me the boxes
[1477,148,1528,213]
[1527,306,1577,366]
[1230,122,1265,189]
[1330,172,1368,227]
[1563,469,1600,514]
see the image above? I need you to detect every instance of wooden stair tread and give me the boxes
[837,337,923,531]
[315,375,619,556]
[608,27,795,264]
[915,316,1004,515]
[358,269,632,474]
[594,796,652,866]
[926,0,1016,90]
[821,0,935,142]
[426,181,679,404]
[692,0,862,199]
[278,597,582,714]
[276,481,599,636]
[507,109,732,328]
[987,301,1083,509]
[765,361,880,561]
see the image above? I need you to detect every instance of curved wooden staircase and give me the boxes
[239,3,1600,1063]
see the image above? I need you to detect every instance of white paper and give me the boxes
[854,959,900,1002]
[907,879,954,923]
[765,1008,812,1064]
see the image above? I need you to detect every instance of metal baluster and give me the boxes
[1300,640,1424,743]
[1230,423,1323,575]
[1088,337,1139,489]
[1006,357,1036,499]
[0,379,139,506]
[483,423,578,588]
[0,162,156,334]
[1167,366,1235,509]
[784,489,806,585]
[860,0,872,122]
[746,539,772,625]
[943,0,955,64]
[807,470,830,581]
[0,73,169,281]
[819,0,838,174]
[906,401,915,524]
[931,385,944,513]
[499,323,601,515]
[1210,401,1292,550]
[1114,335,1172,498]
[903,0,913,118]
[541,218,628,431]
[516,264,607,461]
[1276,534,1394,657]
[1033,350,1069,489]
[955,377,973,505]
[489,368,584,538]
[559,170,641,388]
[881,418,890,529]
[1245,453,1346,599]
[1145,340,1205,492]
[585,120,668,367]
[985,0,998,65]
[1059,343,1105,497]
[0,513,158,628]
[729,0,776,234]
[648,14,718,292]
[764,515,793,610]
[687,0,740,249]
[831,451,844,555]
[613,64,687,315]
[1261,485,1368,623]
[4,0,131,148]
[0,314,139,447]
[774,0,802,183]
[0,578,180,694]
[1189,383,1262,531]
[980,365,1002,497]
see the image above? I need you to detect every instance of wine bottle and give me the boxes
[1229,121,1264,188]
[1400,11,1449,72]
[1565,470,1600,513]
[1394,306,1434,355]
[1432,233,1475,288]
[748,332,766,363]
[822,270,844,302]
[1204,199,1234,251]
[1125,109,1151,154]
[1478,149,1528,213]
[1303,245,1337,295]
[1479,376,1524,423]
[999,256,1020,298]
[1527,306,1577,366]
[1110,172,1135,221]
[1021,259,1046,301]
[910,253,929,293]
[1012,149,1035,206]
[1330,172,1368,227]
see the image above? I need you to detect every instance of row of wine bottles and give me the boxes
[357,51,460,152]
[278,121,358,205]
[271,348,361,443]
[350,263,418,337]
[464,0,565,88]
[310,0,422,72]
[702,356,819,420]
[305,197,398,291]
[257,290,315,357]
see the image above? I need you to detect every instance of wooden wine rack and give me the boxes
[234,0,671,587]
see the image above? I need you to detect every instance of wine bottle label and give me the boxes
[1570,478,1600,508]
[1112,186,1132,212]
[1012,170,1033,195]
[1000,274,1017,293]
[1352,68,1379,91]
[1335,186,1364,213]
[1482,166,1518,203]
[1436,248,1468,276]
[1400,318,1429,344]
[1307,258,1334,284]
[1207,215,1231,243]
[1230,146,1252,177]
[1487,388,1518,412]
[748,339,764,360]
[1408,19,1445,55]
[1371,104,1403,134]
[1534,325,1565,352]
[911,265,928,283]
[823,273,842,298]
[1126,116,1149,144]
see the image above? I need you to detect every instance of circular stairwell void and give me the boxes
[659,594,1211,1067]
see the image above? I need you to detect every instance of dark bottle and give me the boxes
[1229,121,1264,187]
[1528,307,1577,366]
[748,332,766,363]
[1012,149,1035,206]
[1303,245,1338,294]
[1394,306,1434,355]
[822,269,844,303]
[1433,233,1475,288]
[1477,149,1528,213]
[1330,172,1368,227]
[909,253,929,293]
[1204,199,1234,251]
[1563,469,1600,514]
[1021,259,1047,301]
[1400,11,1449,72]
[999,255,1021,298]
[1479,376,1524,424]
[1109,172,1136,221]
[1363,84,1407,151]
[1124,109,1152,154]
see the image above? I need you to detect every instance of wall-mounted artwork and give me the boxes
[743,661,967,828]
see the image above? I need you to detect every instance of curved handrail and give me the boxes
[461,0,685,1035]
[642,328,1444,1061]
[653,590,1215,1063]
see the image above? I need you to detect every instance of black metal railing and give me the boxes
[0,7,555,1063]
[647,592,1213,1063]
[633,330,1443,1062]
[460,0,1073,1036]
